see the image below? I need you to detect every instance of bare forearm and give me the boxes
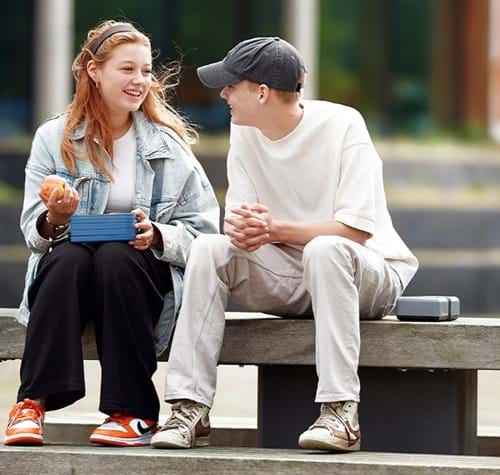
[270,220,370,246]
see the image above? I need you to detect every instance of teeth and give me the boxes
[125,90,141,97]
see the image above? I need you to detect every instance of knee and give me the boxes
[93,242,134,273]
[302,235,355,268]
[51,242,93,274]
[187,234,232,263]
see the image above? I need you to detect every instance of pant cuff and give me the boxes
[164,392,213,408]
[315,393,360,403]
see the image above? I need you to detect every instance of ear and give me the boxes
[86,60,99,84]
[257,84,270,104]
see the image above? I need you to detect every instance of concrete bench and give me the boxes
[1,307,500,455]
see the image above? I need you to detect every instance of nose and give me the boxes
[220,87,228,100]
[132,71,146,84]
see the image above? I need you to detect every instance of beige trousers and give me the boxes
[164,234,402,407]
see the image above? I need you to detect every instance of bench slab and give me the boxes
[2,309,500,369]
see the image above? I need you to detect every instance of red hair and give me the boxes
[61,20,195,178]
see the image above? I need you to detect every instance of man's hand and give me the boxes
[224,203,272,252]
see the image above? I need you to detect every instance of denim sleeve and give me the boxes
[152,161,220,267]
[20,128,55,253]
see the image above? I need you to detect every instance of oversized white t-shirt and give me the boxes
[225,100,418,288]
[105,124,137,213]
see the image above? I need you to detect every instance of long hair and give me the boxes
[61,20,196,178]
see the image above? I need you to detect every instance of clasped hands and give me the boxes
[224,203,272,252]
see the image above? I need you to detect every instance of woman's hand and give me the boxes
[40,183,80,225]
[130,208,160,251]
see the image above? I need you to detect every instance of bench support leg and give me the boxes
[257,365,478,454]
[257,365,318,449]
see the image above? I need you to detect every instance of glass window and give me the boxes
[0,1,34,137]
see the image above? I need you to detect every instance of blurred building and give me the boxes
[3,1,500,315]
[1,0,499,139]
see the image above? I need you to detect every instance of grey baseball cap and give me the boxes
[197,37,306,92]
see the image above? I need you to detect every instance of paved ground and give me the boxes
[1,360,499,440]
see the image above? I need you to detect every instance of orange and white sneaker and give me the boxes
[89,413,158,447]
[4,399,45,446]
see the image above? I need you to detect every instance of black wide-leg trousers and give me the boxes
[18,241,173,422]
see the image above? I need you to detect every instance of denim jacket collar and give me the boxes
[70,111,175,160]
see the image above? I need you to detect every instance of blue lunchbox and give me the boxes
[70,213,137,243]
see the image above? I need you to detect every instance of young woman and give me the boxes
[4,20,219,447]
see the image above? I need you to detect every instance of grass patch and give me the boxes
[0,135,31,154]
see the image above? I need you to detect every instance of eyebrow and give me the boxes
[117,60,152,67]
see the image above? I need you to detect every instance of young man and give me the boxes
[151,37,418,451]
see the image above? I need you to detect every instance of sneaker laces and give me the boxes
[9,400,44,425]
[161,401,203,436]
[309,402,345,432]
[333,401,355,421]
[103,413,131,425]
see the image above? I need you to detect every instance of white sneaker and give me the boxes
[151,400,210,449]
[298,401,361,451]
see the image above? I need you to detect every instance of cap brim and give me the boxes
[197,61,241,88]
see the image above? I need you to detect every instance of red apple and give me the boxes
[40,175,67,201]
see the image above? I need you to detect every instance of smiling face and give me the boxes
[220,80,261,126]
[90,42,152,119]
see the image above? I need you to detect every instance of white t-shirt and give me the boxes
[105,124,137,213]
[225,100,418,288]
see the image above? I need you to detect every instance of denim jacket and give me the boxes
[18,111,220,355]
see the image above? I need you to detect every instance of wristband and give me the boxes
[46,212,70,234]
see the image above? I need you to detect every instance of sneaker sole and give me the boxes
[4,433,43,446]
[89,433,153,447]
[299,435,360,452]
[152,435,210,449]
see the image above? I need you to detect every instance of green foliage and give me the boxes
[0,182,23,205]
[457,121,489,143]
[319,0,435,136]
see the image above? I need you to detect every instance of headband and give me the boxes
[89,24,138,56]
